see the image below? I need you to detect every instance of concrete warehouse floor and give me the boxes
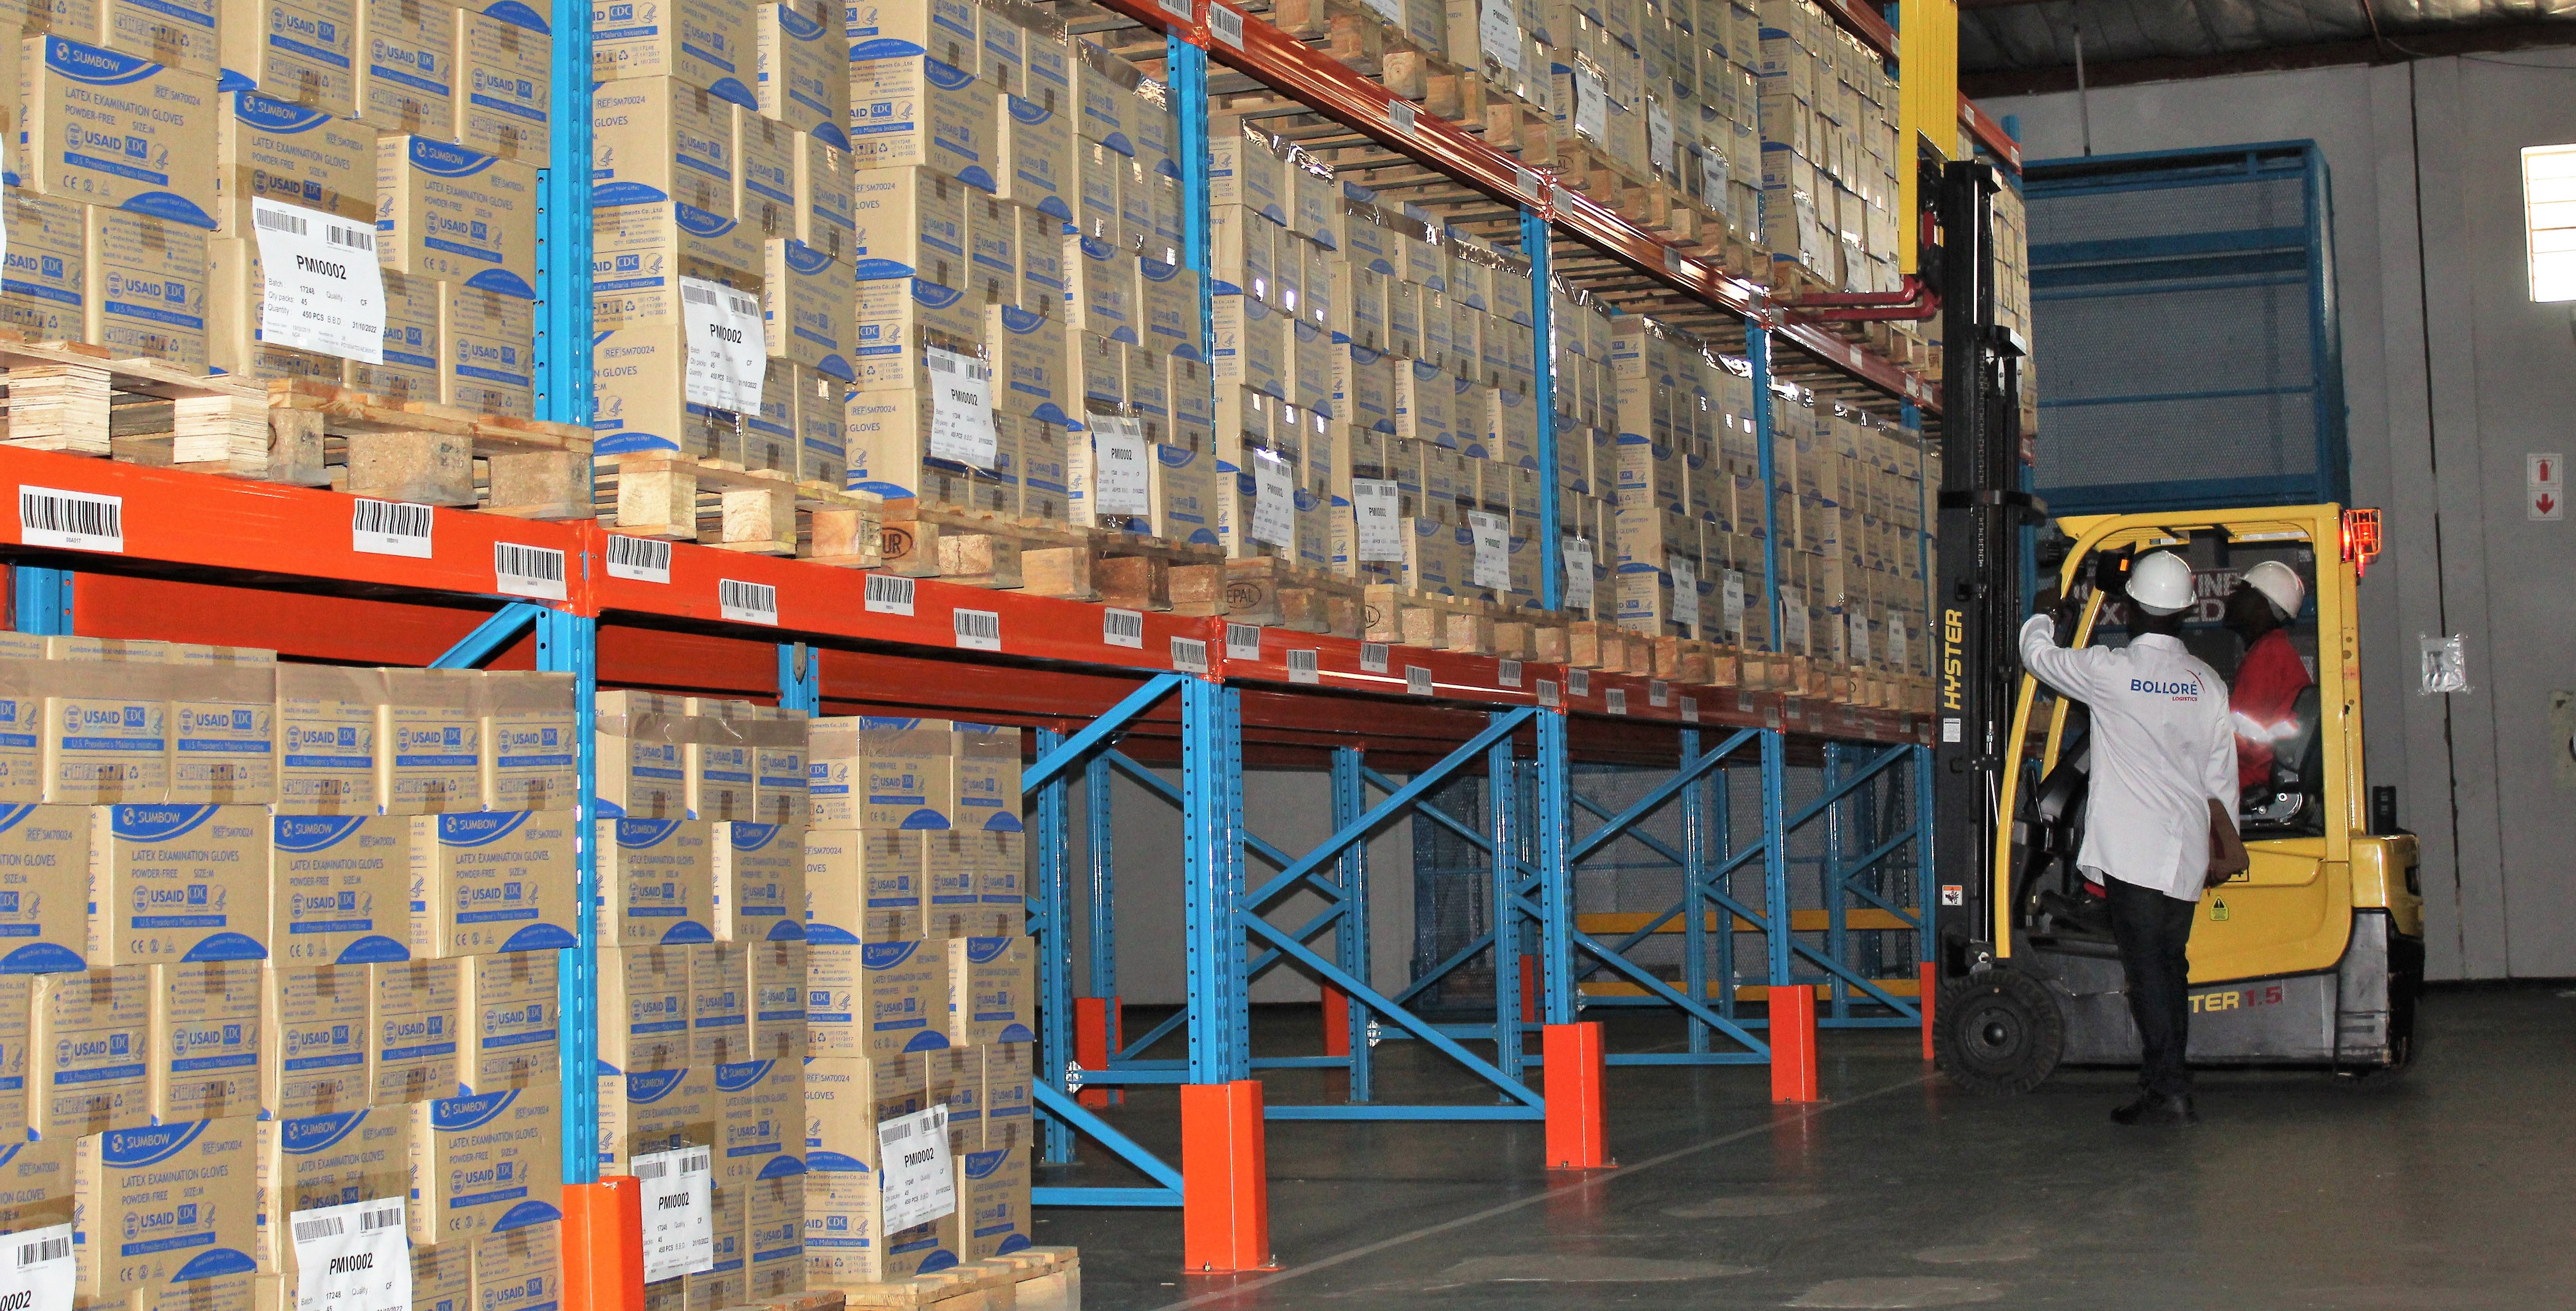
[1033,987,2574,1309]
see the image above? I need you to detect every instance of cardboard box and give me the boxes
[846,55,994,189]
[713,821,803,942]
[376,668,483,814]
[919,831,974,937]
[984,304,1066,424]
[1211,290,1284,398]
[260,963,371,1118]
[755,3,846,147]
[457,951,558,1094]
[745,937,807,1057]
[802,829,920,943]
[598,1064,710,1173]
[0,804,90,973]
[947,723,1019,834]
[591,201,762,329]
[354,0,457,135]
[945,936,1034,1045]
[789,361,848,487]
[750,706,807,827]
[1063,235,1135,343]
[847,165,968,287]
[745,1163,805,1293]
[807,717,953,830]
[704,1177,744,1278]
[341,266,443,401]
[406,810,579,957]
[160,648,276,807]
[100,0,218,80]
[219,0,358,114]
[85,207,209,370]
[598,946,691,1077]
[711,1056,797,1187]
[683,698,755,822]
[369,958,460,1102]
[592,0,758,108]
[149,961,263,1122]
[468,1211,560,1311]
[405,1085,561,1243]
[759,238,851,377]
[735,106,799,238]
[376,136,538,297]
[592,77,736,217]
[479,670,577,811]
[90,803,269,966]
[682,1270,740,1311]
[955,1144,1028,1259]
[601,817,715,947]
[960,186,1016,305]
[0,1137,74,1233]
[74,1117,257,1299]
[275,665,378,815]
[978,1043,1029,1151]
[215,86,376,238]
[690,940,752,1066]
[995,92,1073,224]
[844,0,977,70]
[255,1108,407,1270]
[801,1055,914,1171]
[412,1239,472,1311]
[804,937,947,1061]
[137,1271,256,1311]
[454,9,550,160]
[589,327,735,457]
[30,967,150,1136]
[442,281,537,416]
[847,276,979,391]
[914,1046,975,1154]
[1149,441,1219,547]
[0,191,88,340]
[793,132,853,260]
[267,813,407,967]
[597,690,689,818]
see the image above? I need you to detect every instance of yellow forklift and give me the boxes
[1931,504,2423,1093]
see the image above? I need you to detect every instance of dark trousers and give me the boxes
[2106,876,2198,1098]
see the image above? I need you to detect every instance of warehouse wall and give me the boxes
[1990,50,2576,979]
[1070,768,1416,1007]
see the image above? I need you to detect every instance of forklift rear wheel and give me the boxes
[1936,969,2065,1095]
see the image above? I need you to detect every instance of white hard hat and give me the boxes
[2243,559,2305,620]
[2127,551,2195,615]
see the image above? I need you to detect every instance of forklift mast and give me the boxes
[1929,159,2034,979]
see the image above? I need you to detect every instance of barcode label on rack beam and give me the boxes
[1388,100,1418,135]
[1649,679,1669,707]
[1663,246,1689,279]
[719,579,778,626]
[1569,668,1590,698]
[493,542,566,600]
[1498,659,1522,688]
[1405,665,1432,696]
[1514,166,1540,200]
[1170,636,1208,673]
[1226,623,1262,660]
[1606,687,1627,715]
[1160,0,1192,21]
[864,573,915,616]
[351,498,432,558]
[17,486,122,553]
[605,534,671,583]
[953,608,1000,651]
[1680,695,1699,722]
[1103,608,1144,648]
[1738,693,1756,713]
[1360,642,1389,674]
[1209,2,1244,45]
[1286,649,1318,684]
[1537,679,1560,707]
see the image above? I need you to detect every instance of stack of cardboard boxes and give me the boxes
[0,0,551,412]
[799,718,1034,1284]
[1753,0,1903,295]
[588,0,860,486]
[0,637,580,1311]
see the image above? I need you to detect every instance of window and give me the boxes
[2521,144,2576,301]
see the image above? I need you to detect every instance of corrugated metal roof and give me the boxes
[1962,0,2576,74]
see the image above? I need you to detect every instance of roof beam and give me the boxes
[1962,19,2576,97]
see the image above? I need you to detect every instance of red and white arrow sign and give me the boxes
[2533,453,2565,522]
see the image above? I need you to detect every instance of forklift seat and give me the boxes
[2241,684,2325,835]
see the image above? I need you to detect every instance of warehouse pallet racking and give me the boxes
[0,0,2027,1284]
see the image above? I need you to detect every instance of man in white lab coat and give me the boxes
[2020,551,2237,1125]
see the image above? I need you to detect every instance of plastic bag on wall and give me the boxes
[2419,633,2471,695]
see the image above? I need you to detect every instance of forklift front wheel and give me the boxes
[1936,969,2065,1096]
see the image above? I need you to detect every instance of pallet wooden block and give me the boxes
[1225,558,1363,637]
[283,381,591,515]
[598,452,872,550]
[828,1250,1079,1311]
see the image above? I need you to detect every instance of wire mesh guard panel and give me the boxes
[2029,170,2322,497]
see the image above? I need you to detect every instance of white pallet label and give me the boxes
[633,1149,713,1282]
[252,200,384,363]
[878,1106,956,1231]
[680,278,765,412]
[0,1226,73,1311]
[290,1199,410,1311]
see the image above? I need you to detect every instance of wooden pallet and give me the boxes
[1361,583,1509,653]
[277,380,588,516]
[830,1247,1079,1311]
[1223,557,1364,637]
[878,499,1227,613]
[596,453,882,564]
[1271,0,1458,105]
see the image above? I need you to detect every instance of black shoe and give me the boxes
[2111,1093,2198,1126]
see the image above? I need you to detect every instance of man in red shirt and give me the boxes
[2226,560,2311,793]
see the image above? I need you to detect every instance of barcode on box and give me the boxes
[352,498,432,558]
[1226,623,1261,659]
[1606,687,1627,715]
[864,573,915,615]
[953,608,1000,651]
[682,284,719,306]
[494,542,566,600]
[358,1205,402,1233]
[880,1118,911,1143]
[1498,659,1522,688]
[1170,636,1208,673]
[1286,649,1318,684]
[327,223,374,252]
[632,1158,670,1180]
[605,534,671,583]
[1360,642,1389,674]
[15,1236,67,1265]
[255,208,307,235]
[682,1149,709,1172]
[18,485,123,553]
[1103,608,1143,648]
[719,578,777,625]
[292,1215,345,1242]
[1405,665,1432,696]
